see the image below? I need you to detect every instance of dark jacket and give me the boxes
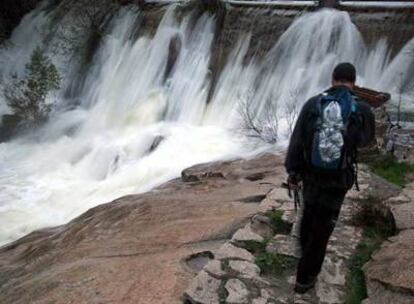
[285,86,376,190]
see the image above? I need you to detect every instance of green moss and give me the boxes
[256,253,296,276]
[344,197,394,304]
[360,149,414,187]
[266,210,292,234]
[218,279,229,304]
[242,239,268,255]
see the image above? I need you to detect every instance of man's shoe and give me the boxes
[294,278,316,294]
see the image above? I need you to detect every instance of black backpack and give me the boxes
[309,88,358,172]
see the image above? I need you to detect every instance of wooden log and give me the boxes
[353,86,391,108]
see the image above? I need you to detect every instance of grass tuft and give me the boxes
[360,149,414,187]
[242,239,268,255]
[256,253,296,276]
[344,197,395,304]
[266,210,292,234]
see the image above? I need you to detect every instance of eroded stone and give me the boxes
[266,234,300,258]
[229,260,260,280]
[225,279,249,304]
[204,260,226,278]
[390,202,414,230]
[363,229,414,294]
[362,280,414,304]
[232,223,264,243]
[215,243,255,262]
[251,214,274,238]
[184,271,221,304]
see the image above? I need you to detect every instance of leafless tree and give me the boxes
[284,89,300,136]
[238,90,279,144]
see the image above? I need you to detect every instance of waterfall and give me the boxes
[0,2,413,246]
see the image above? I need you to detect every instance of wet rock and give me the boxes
[215,243,255,262]
[0,0,41,39]
[186,251,214,273]
[229,260,260,280]
[390,202,414,230]
[184,271,221,304]
[0,114,22,142]
[225,279,249,304]
[148,135,164,153]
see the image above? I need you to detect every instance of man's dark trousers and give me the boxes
[296,183,347,285]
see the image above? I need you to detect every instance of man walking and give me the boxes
[285,63,375,294]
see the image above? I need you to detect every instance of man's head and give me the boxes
[332,62,356,89]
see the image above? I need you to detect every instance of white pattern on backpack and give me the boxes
[319,101,344,163]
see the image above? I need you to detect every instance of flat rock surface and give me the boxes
[0,153,285,304]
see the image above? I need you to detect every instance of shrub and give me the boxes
[4,47,60,125]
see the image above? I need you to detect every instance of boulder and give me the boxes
[228,260,261,280]
[184,271,222,304]
[363,229,414,301]
[225,279,249,304]
[390,202,414,230]
[215,243,255,262]
[232,223,264,243]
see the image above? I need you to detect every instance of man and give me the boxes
[285,62,375,294]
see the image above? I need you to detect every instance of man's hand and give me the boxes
[287,173,301,190]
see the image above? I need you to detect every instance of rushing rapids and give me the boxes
[0,1,413,246]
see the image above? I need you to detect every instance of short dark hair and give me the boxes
[332,62,356,83]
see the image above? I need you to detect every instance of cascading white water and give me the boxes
[0,3,413,246]
[205,9,414,135]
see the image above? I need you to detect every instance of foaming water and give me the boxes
[205,9,414,135]
[0,5,413,245]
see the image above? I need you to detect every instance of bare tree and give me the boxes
[238,90,279,144]
[284,89,300,136]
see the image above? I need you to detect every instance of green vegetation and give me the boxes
[256,253,296,276]
[266,210,292,234]
[360,149,414,187]
[218,279,229,304]
[4,47,60,126]
[242,239,268,255]
[344,197,395,304]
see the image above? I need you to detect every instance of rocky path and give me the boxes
[183,166,414,304]
[1,153,413,304]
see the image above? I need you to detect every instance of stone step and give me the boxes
[266,234,300,259]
